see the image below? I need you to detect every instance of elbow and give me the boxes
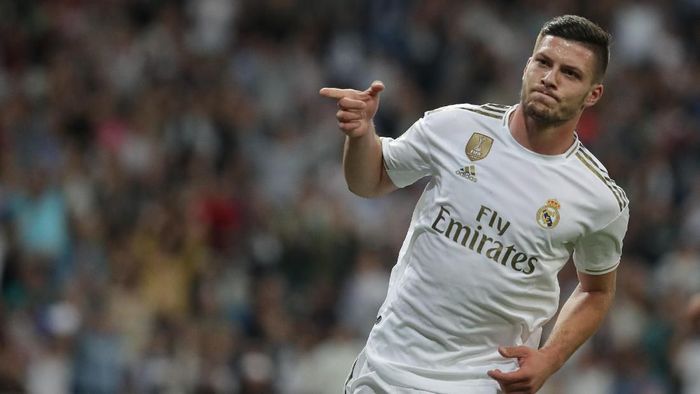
[344,168,394,198]
[580,284,616,309]
[347,183,381,198]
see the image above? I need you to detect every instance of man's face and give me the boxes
[520,35,603,125]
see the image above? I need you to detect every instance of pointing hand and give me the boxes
[319,81,385,138]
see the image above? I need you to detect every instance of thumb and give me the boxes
[498,346,530,359]
[366,80,385,97]
[486,369,504,379]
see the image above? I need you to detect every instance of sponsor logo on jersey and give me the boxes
[431,205,537,275]
[536,199,561,229]
[465,132,493,161]
[455,165,477,182]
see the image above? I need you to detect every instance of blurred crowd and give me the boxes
[0,0,698,393]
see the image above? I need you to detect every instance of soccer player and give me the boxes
[320,15,629,394]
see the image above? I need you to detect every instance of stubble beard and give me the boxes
[520,87,565,126]
[519,85,587,127]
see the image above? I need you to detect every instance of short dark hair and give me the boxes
[536,15,611,81]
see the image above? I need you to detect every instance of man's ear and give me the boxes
[584,83,604,108]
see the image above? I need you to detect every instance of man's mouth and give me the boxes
[532,89,559,102]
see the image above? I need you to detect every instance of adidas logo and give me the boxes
[456,165,477,182]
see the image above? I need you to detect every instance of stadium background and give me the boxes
[0,0,698,393]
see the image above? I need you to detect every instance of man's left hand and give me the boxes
[487,346,559,394]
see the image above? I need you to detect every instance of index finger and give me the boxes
[319,87,366,100]
[486,369,526,384]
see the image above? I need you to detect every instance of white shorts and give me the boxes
[344,350,502,394]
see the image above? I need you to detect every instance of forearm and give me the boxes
[343,125,391,197]
[540,283,615,371]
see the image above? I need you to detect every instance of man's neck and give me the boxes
[509,106,580,155]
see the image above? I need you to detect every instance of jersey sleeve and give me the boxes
[572,206,630,275]
[380,117,434,188]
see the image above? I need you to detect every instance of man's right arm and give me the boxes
[343,127,396,197]
[320,81,397,198]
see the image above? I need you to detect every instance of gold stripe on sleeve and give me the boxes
[585,264,618,273]
[461,107,503,119]
[481,104,507,114]
[565,140,581,158]
[577,147,629,206]
[575,152,625,211]
[484,103,510,109]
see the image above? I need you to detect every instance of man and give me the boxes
[320,15,629,394]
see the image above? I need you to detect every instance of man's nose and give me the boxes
[541,69,557,88]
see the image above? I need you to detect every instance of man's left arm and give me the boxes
[488,269,616,393]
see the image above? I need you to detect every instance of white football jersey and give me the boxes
[363,103,629,393]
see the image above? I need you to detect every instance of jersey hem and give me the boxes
[364,346,508,393]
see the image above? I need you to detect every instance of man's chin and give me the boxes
[524,103,556,122]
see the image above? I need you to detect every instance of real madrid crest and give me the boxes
[536,199,561,229]
[465,132,493,161]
